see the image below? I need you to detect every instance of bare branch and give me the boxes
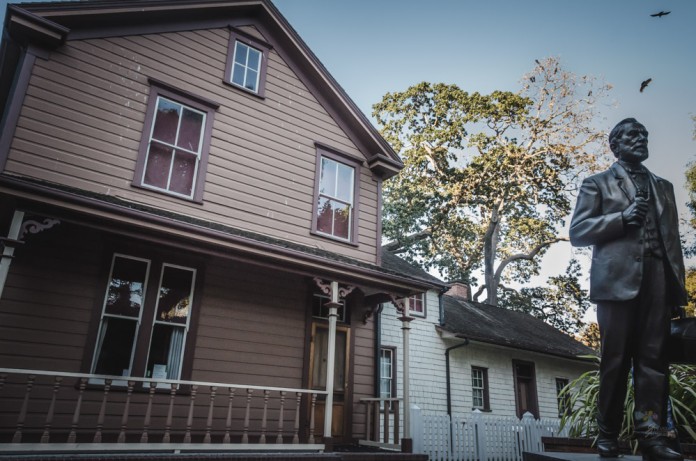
[493,236,570,281]
[383,230,432,253]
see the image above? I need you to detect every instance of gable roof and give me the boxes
[380,248,446,287]
[441,295,595,360]
[0,0,403,178]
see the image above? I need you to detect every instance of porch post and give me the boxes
[399,297,413,444]
[0,210,25,300]
[323,280,340,440]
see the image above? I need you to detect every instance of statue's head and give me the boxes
[609,118,649,163]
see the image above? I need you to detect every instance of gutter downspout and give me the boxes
[445,338,470,417]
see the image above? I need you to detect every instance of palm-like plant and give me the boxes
[559,355,696,445]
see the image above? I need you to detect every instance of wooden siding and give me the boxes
[4,25,380,264]
[0,221,377,441]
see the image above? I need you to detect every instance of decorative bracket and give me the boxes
[389,294,407,313]
[19,217,61,241]
[312,277,356,302]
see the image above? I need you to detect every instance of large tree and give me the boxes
[376,57,612,307]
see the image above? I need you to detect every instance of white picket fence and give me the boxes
[412,408,568,461]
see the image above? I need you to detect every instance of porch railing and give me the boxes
[359,397,402,450]
[0,367,326,453]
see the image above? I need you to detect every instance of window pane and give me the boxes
[177,108,204,152]
[146,323,186,380]
[316,197,333,234]
[335,162,354,203]
[93,317,137,376]
[332,201,350,239]
[245,69,258,91]
[156,266,195,325]
[169,151,196,197]
[234,42,248,64]
[144,141,173,189]
[151,98,181,145]
[232,64,245,87]
[105,256,148,317]
[247,47,261,70]
[319,158,337,195]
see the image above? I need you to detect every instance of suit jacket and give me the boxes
[569,162,686,304]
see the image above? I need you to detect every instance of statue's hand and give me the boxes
[622,196,648,227]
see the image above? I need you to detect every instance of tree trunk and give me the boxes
[484,208,500,306]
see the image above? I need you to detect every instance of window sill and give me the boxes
[131,183,203,205]
[310,230,359,247]
[472,407,492,412]
[222,80,266,99]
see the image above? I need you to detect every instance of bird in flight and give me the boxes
[640,78,652,93]
[650,11,671,17]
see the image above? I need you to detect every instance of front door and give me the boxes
[309,322,350,438]
[513,360,539,418]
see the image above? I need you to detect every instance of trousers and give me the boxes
[596,255,671,435]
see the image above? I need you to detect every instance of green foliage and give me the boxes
[498,258,590,334]
[376,57,612,307]
[560,357,696,444]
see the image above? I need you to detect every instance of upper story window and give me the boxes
[90,253,199,384]
[133,79,218,203]
[224,28,271,97]
[311,144,361,244]
[409,293,425,317]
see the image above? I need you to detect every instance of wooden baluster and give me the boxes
[365,401,373,442]
[12,375,36,443]
[140,382,156,443]
[162,384,177,443]
[68,378,87,443]
[383,400,390,444]
[223,388,236,444]
[259,389,269,444]
[93,379,112,443]
[41,376,63,443]
[308,393,317,444]
[394,400,400,444]
[203,386,217,443]
[276,391,286,444]
[292,393,301,444]
[117,380,135,443]
[183,385,198,443]
[241,389,253,444]
[372,400,380,441]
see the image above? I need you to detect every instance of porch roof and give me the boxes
[439,295,595,361]
[0,174,445,294]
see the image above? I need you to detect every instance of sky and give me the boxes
[270,0,696,308]
[2,0,696,315]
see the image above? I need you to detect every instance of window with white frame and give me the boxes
[133,80,217,202]
[91,254,197,382]
[409,293,425,316]
[224,29,271,97]
[380,347,396,399]
[315,155,356,241]
[471,366,490,410]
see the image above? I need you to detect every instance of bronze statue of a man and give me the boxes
[570,118,686,461]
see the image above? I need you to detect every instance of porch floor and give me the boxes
[0,445,426,461]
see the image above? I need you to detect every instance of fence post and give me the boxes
[411,404,423,454]
[521,411,540,454]
[473,409,487,461]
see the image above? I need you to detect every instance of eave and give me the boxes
[0,174,439,295]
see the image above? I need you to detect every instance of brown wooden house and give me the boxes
[0,1,444,456]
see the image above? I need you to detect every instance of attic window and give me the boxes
[225,28,271,98]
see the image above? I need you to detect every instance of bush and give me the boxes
[559,355,696,444]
